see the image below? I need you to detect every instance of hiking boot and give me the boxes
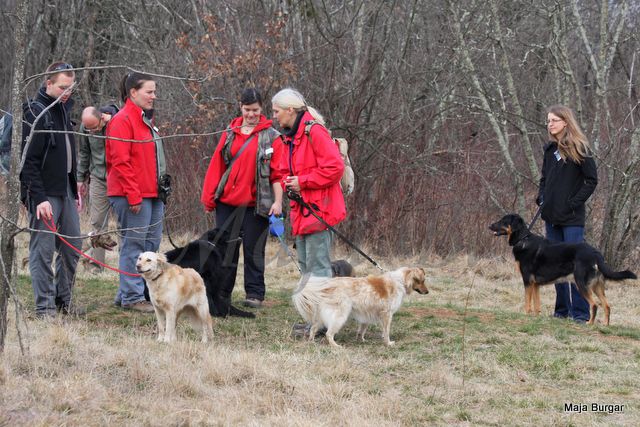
[242,298,263,308]
[87,263,104,275]
[57,303,87,317]
[122,300,155,313]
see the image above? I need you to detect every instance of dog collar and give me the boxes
[511,232,532,248]
[148,270,164,281]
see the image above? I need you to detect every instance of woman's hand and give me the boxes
[269,200,283,216]
[284,175,300,193]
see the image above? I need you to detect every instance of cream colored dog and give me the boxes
[136,251,213,343]
[292,267,429,348]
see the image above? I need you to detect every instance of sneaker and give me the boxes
[291,322,326,339]
[242,298,263,308]
[122,300,155,313]
[34,311,57,320]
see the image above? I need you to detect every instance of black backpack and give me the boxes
[0,101,55,176]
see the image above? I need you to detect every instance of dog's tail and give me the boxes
[229,305,255,318]
[291,276,329,323]
[597,257,637,281]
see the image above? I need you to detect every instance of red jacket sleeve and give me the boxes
[269,136,286,184]
[200,132,227,211]
[106,117,141,205]
[299,125,344,190]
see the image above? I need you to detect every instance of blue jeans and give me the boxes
[28,183,81,315]
[110,197,164,305]
[545,222,590,322]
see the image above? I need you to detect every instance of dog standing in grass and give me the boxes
[292,267,429,347]
[489,214,637,325]
[136,252,213,343]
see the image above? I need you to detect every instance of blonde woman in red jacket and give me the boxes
[271,88,346,278]
[201,88,284,309]
[106,72,167,313]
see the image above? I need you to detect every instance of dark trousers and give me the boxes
[215,202,269,301]
[545,222,590,321]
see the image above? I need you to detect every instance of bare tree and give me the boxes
[1,0,28,353]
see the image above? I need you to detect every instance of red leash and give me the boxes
[42,216,141,278]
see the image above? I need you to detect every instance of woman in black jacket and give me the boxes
[537,104,597,322]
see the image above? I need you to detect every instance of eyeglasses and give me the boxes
[546,118,564,125]
[85,119,104,132]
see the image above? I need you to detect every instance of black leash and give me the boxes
[528,204,543,231]
[287,191,384,272]
[163,210,180,249]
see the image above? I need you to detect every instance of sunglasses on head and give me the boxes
[51,63,73,72]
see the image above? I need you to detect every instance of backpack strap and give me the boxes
[304,120,329,141]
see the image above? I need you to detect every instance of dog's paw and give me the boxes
[385,340,396,347]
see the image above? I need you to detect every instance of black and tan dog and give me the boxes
[489,214,636,325]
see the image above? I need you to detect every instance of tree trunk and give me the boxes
[1,0,29,353]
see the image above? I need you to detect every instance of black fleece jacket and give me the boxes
[20,87,77,207]
[537,142,597,226]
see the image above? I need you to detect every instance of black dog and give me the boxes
[331,259,356,277]
[165,228,254,318]
[489,214,636,325]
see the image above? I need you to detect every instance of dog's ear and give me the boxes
[511,214,526,230]
[401,267,415,291]
[157,252,168,263]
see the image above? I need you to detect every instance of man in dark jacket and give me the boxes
[20,62,82,318]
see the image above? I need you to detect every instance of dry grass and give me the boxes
[2,237,640,426]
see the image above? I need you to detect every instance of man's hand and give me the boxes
[77,181,88,197]
[36,201,53,221]
[129,203,141,214]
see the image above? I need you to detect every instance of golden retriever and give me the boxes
[136,251,213,343]
[292,267,429,347]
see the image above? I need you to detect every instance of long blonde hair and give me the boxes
[271,88,326,125]
[547,104,592,164]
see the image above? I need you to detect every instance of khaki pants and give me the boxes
[87,177,110,264]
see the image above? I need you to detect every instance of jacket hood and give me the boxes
[229,115,273,135]
[289,111,315,143]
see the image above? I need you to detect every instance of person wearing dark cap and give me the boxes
[77,104,119,273]
[201,88,285,310]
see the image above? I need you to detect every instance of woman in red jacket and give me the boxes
[201,88,284,309]
[271,88,345,278]
[106,72,168,313]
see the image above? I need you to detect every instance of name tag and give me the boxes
[554,150,561,161]
[265,147,274,155]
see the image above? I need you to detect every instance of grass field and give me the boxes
[1,237,639,426]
